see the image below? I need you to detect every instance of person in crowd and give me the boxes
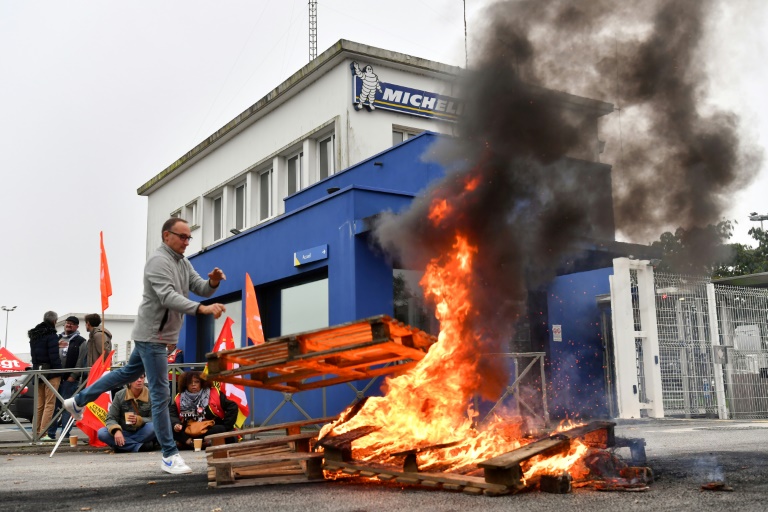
[48,315,86,439]
[97,375,156,452]
[75,313,113,379]
[65,217,226,475]
[28,311,62,441]
[170,371,238,449]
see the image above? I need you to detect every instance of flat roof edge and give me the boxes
[137,40,461,196]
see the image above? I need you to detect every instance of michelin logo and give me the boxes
[351,61,382,111]
[351,61,463,120]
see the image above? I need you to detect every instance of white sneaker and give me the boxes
[161,453,192,475]
[63,397,84,421]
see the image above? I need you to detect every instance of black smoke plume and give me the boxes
[374,0,761,398]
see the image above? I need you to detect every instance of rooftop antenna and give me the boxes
[309,0,318,61]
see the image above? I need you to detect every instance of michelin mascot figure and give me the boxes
[351,61,382,111]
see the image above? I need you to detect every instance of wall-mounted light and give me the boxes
[373,161,383,167]
[230,228,241,235]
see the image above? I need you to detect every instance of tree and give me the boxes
[649,221,768,278]
[650,220,734,275]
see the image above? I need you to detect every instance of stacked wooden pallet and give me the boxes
[205,417,336,488]
[204,315,436,392]
[320,421,618,495]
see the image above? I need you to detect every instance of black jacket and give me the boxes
[62,334,86,379]
[28,322,63,373]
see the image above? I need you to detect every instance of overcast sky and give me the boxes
[1,1,767,356]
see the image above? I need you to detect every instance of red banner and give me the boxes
[76,350,114,447]
[208,317,249,428]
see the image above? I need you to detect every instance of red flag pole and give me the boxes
[99,232,113,361]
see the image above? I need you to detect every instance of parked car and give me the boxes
[0,376,34,423]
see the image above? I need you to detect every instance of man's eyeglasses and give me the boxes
[168,231,193,242]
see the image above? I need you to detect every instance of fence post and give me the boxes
[636,261,665,418]
[706,283,729,419]
[610,258,642,418]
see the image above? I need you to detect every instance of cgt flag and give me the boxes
[245,273,265,345]
[100,231,112,313]
[204,317,249,429]
[76,349,114,447]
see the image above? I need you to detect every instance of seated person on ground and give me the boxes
[170,370,238,449]
[97,374,156,452]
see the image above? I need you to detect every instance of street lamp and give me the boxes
[2,306,16,349]
[749,212,768,230]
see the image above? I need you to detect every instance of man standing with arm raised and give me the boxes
[64,218,226,475]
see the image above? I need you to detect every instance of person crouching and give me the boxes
[97,375,156,452]
[170,371,238,449]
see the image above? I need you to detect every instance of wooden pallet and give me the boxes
[323,459,511,496]
[319,421,616,495]
[478,421,615,490]
[205,315,436,392]
[206,418,334,488]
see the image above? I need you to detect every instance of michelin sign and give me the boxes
[351,61,463,121]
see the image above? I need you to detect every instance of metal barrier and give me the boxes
[477,352,550,428]
[0,364,208,443]
[714,284,768,419]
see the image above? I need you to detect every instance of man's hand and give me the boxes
[208,267,226,287]
[114,430,125,447]
[173,424,183,433]
[198,304,226,319]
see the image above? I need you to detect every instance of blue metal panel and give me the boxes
[546,267,613,419]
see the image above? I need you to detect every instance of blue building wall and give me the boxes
[176,131,619,424]
[545,267,613,419]
[181,134,444,423]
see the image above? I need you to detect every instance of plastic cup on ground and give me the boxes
[193,438,203,451]
[69,435,78,447]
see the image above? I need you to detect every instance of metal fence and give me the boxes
[654,272,719,417]
[650,273,768,419]
[714,284,768,419]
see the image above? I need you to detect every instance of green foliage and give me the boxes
[650,220,768,277]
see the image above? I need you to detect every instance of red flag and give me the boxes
[100,232,112,312]
[76,350,114,447]
[206,317,249,428]
[245,273,265,345]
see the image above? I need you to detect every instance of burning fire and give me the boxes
[320,187,591,482]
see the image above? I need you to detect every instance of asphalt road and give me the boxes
[1,419,767,512]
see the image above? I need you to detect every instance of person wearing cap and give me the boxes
[46,315,86,440]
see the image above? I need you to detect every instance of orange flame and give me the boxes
[522,439,589,484]
[427,198,451,225]
[320,190,591,478]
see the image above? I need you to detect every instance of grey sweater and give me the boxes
[131,244,217,344]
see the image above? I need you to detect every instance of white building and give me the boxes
[137,40,466,255]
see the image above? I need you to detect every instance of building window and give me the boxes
[392,128,421,146]
[185,201,198,227]
[319,135,335,180]
[234,182,246,230]
[287,152,303,196]
[281,277,328,335]
[259,168,273,221]
[393,269,438,336]
[171,209,181,218]
[212,195,223,241]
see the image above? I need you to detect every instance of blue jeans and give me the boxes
[74,342,177,458]
[55,379,79,438]
[97,422,156,452]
